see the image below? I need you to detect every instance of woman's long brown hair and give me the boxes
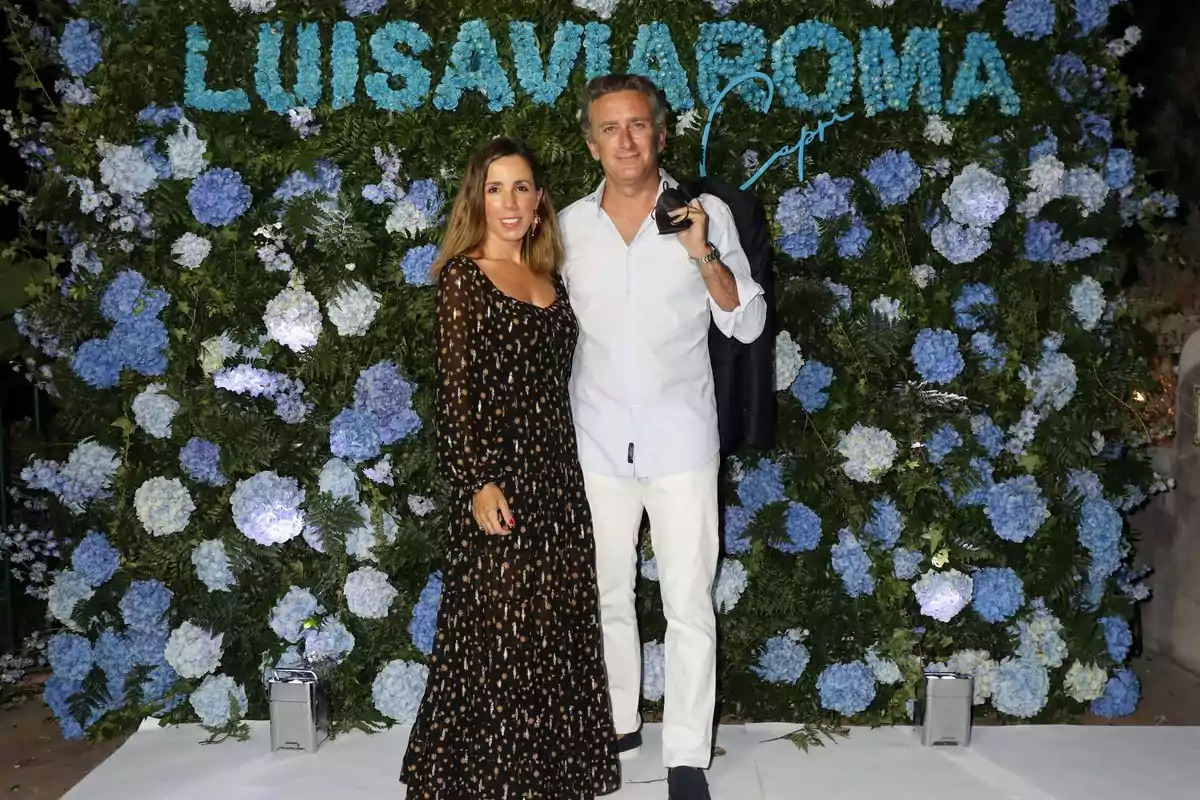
[430,137,564,278]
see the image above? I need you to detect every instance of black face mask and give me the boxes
[654,181,695,235]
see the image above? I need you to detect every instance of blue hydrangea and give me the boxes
[342,0,387,17]
[303,617,356,664]
[972,567,1025,623]
[1004,0,1056,41]
[862,495,903,549]
[270,587,323,643]
[48,633,94,682]
[790,360,834,413]
[775,188,819,259]
[100,270,169,323]
[893,548,924,580]
[835,216,872,259]
[777,502,821,553]
[1099,615,1132,663]
[931,221,991,264]
[952,284,997,331]
[179,438,227,486]
[724,505,753,555]
[372,659,429,724]
[1079,111,1112,148]
[141,663,186,713]
[942,0,986,13]
[912,329,965,384]
[71,530,120,587]
[190,674,248,728]
[863,150,921,207]
[92,629,133,685]
[751,634,810,684]
[926,423,962,465]
[329,408,382,463]
[71,338,123,389]
[400,244,437,287]
[127,628,168,666]
[804,174,854,220]
[991,658,1050,717]
[1074,0,1118,37]
[737,458,786,513]
[188,167,253,227]
[1078,496,1122,590]
[913,569,973,622]
[985,476,1050,543]
[816,661,877,717]
[970,332,1006,374]
[353,360,422,445]
[59,19,102,77]
[831,529,874,597]
[409,571,442,656]
[1089,668,1139,718]
[44,675,99,739]
[970,414,1004,458]
[1105,148,1134,190]
[120,579,172,633]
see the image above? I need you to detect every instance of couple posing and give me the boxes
[401,73,767,800]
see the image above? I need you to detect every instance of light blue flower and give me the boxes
[912,329,965,385]
[189,674,247,728]
[71,531,119,587]
[1004,0,1057,41]
[724,505,753,555]
[862,495,903,549]
[400,244,437,286]
[230,471,306,546]
[372,659,428,723]
[737,458,786,513]
[192,540,235,592]
[777,502,821,553]
[790,360,833,412]
[270,587,323,643]
[409,571,442,656]
[985,476,1050,543]
[59,20,102,77]
[751,633,810,684]
[188,167,252,227]
[972,567,1024,623]
[817,661,876,716]
[913,569,973,622]
[1089,668,1139,718]
[303,618,355,664]
[48,633,93,682]
[1099,615,1132,663]
[926,424,962,464]
[831,529,874,597]
[863,150,921,207]
[991,658,1050,717]
[893,548,924,580]
[952,284,997,331]
[179,439,227,486]
[120,579,172,633]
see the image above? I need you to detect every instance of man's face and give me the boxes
[585,90,666,184]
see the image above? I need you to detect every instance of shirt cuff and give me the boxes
[710,270,765,341]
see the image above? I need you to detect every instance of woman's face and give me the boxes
[481,154,542,247]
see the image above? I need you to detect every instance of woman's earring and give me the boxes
[532,213,541,235]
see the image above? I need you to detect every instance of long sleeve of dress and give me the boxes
[434,258,502,496]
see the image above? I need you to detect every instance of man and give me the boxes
[558,74,767,800]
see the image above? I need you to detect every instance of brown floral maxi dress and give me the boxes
[400,256,621,799]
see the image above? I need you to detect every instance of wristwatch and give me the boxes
[689,242,721,267]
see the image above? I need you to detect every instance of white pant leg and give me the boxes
[644,456,720,769]
[581,469,647,737]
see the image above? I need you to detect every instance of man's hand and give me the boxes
[472,483,514,535]
[669,199,712,260]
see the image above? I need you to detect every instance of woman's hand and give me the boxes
[472,483,514,535]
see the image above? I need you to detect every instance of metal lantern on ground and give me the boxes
[915,671,973,747]
[265,667,330,753]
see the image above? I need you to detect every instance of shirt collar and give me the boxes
[587,168,678,217]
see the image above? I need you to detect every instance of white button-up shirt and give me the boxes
[559,171,768,479]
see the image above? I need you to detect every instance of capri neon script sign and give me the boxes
[698,71,853,191]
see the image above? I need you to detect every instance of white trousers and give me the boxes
[582,456,719,769]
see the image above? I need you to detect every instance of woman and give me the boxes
[401,137,621,799]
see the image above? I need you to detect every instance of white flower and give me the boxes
[910,263,936,288]
[1064,661,1108,702]
[642,640,666,701]
[264,275,322,352]
[344,566,398,619]
[774,330,804,391]
[407,495,435,517]
[131,383,179,439]
[134,477,195,536]
[98,143,158,198]
[164,620,224,679]
[269,586,323,642]
[345,503,378,562]
[190,674,247,727]
[372,659,428,723]
[868,0,896,5]
[674,109,700,136]
[229,0,277,11]
[327,281,381,337]
[866,648,904,684]
[640,554,659,582]
[923,115,953,145]
[192,539,235,592]
[943,163,1009,228]
[932,650,998,705]
[318,457,359,501]
[870,295,902,322]
[712,559,749,613]
[47,570,93,630]
[166,119,208,180]
[199,332,240,375]
[1063,167,1108,217]
[572,0,621,19]
[385,198,433,236]
[1018,154,1066,218]
[836,423,898,483]
[1069,276,1105,332]
[171,232,211,269]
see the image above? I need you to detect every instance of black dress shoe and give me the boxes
[668,766,711,800]
[616,730,642,758]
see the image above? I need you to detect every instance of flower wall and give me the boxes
[0,0,1177,739]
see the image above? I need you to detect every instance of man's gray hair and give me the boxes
[578,74,669,138]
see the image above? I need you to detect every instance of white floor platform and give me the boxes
[65,720,1200,799]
